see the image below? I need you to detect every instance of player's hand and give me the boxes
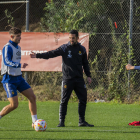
[30,51,36,58]
[21,63,28,68]
[126,64,133,70]
[87,77,92,85]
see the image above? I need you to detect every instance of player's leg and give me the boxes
[21,88,37,128]
[74,78,94,127]
[0,96,18,117]
[17,78,37,125]
[21,88,37,115]
[0,83,18,118]
[57,79,74,127]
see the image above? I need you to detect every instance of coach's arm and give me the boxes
[30,47,64,59]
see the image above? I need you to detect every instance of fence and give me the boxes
[0,0,140,103]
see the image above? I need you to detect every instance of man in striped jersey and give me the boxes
[0,27,37,128]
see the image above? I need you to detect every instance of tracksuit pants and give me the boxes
[59,78,87,123]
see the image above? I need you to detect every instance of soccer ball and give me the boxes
[34,119,47,132]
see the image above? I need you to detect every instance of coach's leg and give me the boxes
[21,88,37,115]
[0,96,18,117]
[74,79,94,127]
[58,79,73,127]
[74,79,87,123]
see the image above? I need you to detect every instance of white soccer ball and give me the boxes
[34,119,47,132]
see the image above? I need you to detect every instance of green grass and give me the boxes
[0,101,140,140]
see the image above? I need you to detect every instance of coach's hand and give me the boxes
[30,51,36,58]
[126,64,134,70]
[87,77,92,85]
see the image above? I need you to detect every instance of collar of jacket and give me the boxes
[9,40,18,49]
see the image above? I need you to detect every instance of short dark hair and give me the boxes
[9,27,21,35]
[69,29,79,37]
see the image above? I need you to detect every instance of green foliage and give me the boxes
[106,18,135,101]
[24,71,62,86]
[94,19,135,101]
[4,9,15,27]
[41,0,105,33]
[87,17,136,102]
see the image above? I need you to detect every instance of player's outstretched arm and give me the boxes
[126,64,135,70]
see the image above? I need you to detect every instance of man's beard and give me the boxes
[71,42,77,46]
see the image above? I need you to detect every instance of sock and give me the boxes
[31,115,37,123]
[0,115,2,119]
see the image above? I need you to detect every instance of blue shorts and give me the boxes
[3,77,31,98]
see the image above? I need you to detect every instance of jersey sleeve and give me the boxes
[134,66,140,70]
[2,45,21,68]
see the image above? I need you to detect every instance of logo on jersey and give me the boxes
[67,50,72,58]
[78,51,82,55]
[12,91,14,94]
[64,85,67,88]
[16,51,21,56]
[84,84,86,88]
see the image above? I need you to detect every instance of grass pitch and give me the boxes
[0,101,140,140]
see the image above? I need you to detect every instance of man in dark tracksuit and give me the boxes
[30,30,94,127]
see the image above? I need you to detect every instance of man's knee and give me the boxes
[79,98,87,105]
[61,98,69,105]
[10,102,18,109]
[29,93,36,102]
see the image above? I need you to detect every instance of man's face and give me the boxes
[69,34,79,45]
[11,33,21,44]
